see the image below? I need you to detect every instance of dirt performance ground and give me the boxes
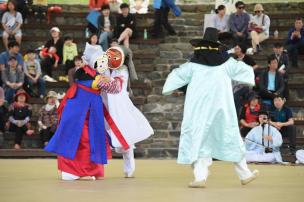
[0,159,303,202]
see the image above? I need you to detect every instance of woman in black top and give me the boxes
[43,27,64,64]
[8,89,33,149]
[116,3,136,48]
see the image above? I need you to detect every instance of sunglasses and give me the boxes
[238,6,245,9]
[255,10,262,13]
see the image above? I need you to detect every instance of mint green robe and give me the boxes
[162,58,255,164]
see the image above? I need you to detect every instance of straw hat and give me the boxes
[254,4,264,12]
[44,91,58,103]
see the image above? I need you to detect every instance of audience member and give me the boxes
[259,55,284,109]
[8,89,33,149]
[60,36,78,82]
[271,42,289,98]
[42,27,64,64]
[68,56,84,87]
[1,55,24,103]
[270,95,296,154]
[239,93,261,137]
[116,3,136,48]
[0,87,8,133]
[109,0,122,13]
[233,43,258,115]
[286,17,304,68]
[1,0,23,50]
[130,0,149,14]
[38,90,58,147]
[248,4,270,54]
[89,0,109,11]
[31,0,48,22]
[23,49,46,98]
[152,0,181,38]
[229,1,250,44]
[82,34,103,64]
[0,40,23,71]
[213,5,231,42]
[245,110,283,163]
[40,46,59,82]
[97,4,116,51]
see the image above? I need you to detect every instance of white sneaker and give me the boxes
[43,75,57,82]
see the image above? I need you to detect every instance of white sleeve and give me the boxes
[226,58,255,86]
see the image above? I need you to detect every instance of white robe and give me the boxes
[162,58,255,164]
[101,66,154,147]
[245,124,283,163]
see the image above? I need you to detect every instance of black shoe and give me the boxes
[168,30,177,36]
[257,44,263,52]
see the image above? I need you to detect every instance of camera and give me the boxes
[265,147,273,153]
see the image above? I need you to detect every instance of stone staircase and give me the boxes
[0,3,304,162]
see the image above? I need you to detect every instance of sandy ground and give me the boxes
[0,159,303,202]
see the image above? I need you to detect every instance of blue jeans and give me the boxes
[99,31,113,51]
[5,87,17,104]
[25,76,46,96]
[286,40,304,67]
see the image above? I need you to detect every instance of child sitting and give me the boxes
[23,49,46,98]
[40,45,59,82]
[38,91,58,147]
[59,36,78,82]
[8,89,33,149]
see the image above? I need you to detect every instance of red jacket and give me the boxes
[41,48,60,62]
[89,0,109,10]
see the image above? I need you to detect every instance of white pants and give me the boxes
[245,151,276,163]
[115,147,135,176]
[193,157,253,182]
[250,31,268,51]
[296,150,304,164]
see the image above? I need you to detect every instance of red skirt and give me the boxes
[57,120,112,177]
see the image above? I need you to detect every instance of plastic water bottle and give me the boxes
[85,28,90,39]
[144,28,148,40]
[274,29,279,39]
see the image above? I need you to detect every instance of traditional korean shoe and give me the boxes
[188,180,206,188]
[124,172,135,178]
[241,170,259,185]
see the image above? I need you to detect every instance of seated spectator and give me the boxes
[240,93,261,137]
[0,41,23,87]
[152,0,181,38]
[271,42,289,98]
[245,110,283,163]
[233,43,258,116]
[109,0,122,13]
[248,4,270,54]
[1,56,24,103]
[259,55,284,109]
[116,3,136,48]
[31,0,48,22]
[7,89,33,149]
[1,0,23,50]
[97,4,116,51]
[40,46,59,82]
[270,95,296,155]
[68,56,84,87]
[229,1,250,44]
[15,0,29,23]
[0,87,8,133]
[60,36,78,82]
[42,27,64,64]
[89,0,108,11]
[38,90,58,147]
[286,17,304,68]
[23,49,46,98]
[213,5,231,42]
[130,0,149,14]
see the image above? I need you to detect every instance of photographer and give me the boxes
[245,111,283,163]
[270,95,296,155]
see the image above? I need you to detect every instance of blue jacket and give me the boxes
[287,27,304,44]
[45,80,108,164]
[153,0,182,17]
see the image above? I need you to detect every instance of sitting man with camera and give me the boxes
[245,110,283,163]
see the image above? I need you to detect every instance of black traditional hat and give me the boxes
[190,27,226,49]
